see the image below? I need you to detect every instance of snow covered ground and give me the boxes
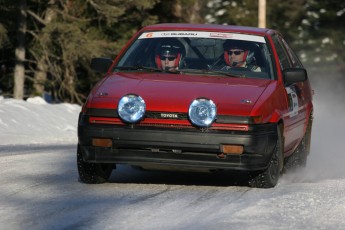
[1,75,345,229]
[0,96,80,145]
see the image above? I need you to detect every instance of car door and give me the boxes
[272,34,307,154]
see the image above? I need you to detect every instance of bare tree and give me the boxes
[29,1,58,96]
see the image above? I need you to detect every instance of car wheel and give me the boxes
[248,125,283,188]
[284,115,313,170]
[77,145,114,184]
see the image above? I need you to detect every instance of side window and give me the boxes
[272,35,291,70]
[281,38,303,68]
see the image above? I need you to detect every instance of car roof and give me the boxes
[142,23,274,36]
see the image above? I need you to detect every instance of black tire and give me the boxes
[77,145,114,184]
[284,115,313,170]
[248,125,283,188]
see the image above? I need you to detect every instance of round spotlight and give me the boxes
[188,98,217,127]
[118,94,146,123]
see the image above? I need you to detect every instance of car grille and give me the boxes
[86,108,251,131]
[145,111,188,120]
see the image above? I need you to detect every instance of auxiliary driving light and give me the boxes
[188,98,217,128]
[118,94,146,123]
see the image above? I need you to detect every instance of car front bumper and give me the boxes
[78,115,278,172]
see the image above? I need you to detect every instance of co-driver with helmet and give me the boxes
[222,40,261,72]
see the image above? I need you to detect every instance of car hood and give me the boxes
[91,72,272,115]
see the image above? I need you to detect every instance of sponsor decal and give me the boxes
[210,33,233,38]
[161,33,171,36]
[286,86,299,117]
[138,31,266,43]
[161,32,198,36]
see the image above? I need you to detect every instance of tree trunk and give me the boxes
[33,61,47,95]
[13,0,27,99]
[173,0,205,24]
[187,1,203,23]
[33,5,57,96]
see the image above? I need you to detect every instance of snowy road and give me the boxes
[1,141,345,230]
[1,73,345,229]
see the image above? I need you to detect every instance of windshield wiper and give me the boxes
[180,69,244,78]
[114,65,180,74]
[114,65,161,71]
[205,69,244,78]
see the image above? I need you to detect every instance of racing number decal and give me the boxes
[145,32,153,38]
[286,86,299,117]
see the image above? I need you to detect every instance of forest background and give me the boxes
[0,0,344,104]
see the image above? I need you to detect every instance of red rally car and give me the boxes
[77,23,313,188]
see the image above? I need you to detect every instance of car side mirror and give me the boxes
[283,68,308,85]
[90,57,113,73]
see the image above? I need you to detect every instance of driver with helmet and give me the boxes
[155,40,185,72]
[223,40,261,72]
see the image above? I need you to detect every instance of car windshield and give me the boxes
[116,31,274,79]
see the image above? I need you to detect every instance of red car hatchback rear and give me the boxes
[77,23,313,188]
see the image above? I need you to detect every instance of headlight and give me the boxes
[118,94,146,123]
[188,98,217,127]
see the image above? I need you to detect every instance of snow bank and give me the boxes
[0,96,80,145]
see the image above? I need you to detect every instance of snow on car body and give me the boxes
[77,23,313,188]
